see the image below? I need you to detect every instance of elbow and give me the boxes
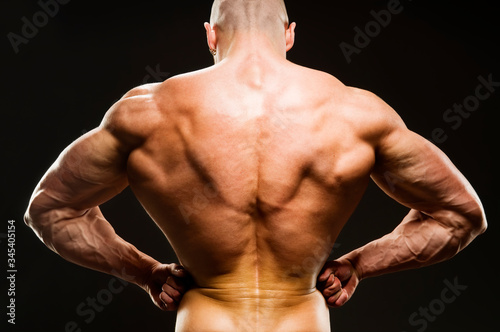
[24,201,38,230]
[24,199,57,245]
[457,201,487,244]
[469,206,487,237]
[466,195,488,236]
[24,202,45,239]
[25,197,89,252]
[24,204,59,252]
[436,201,487,253]
[23,208,31,228]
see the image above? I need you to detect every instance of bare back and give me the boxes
[119,55,382,331]
[24,2,486,330]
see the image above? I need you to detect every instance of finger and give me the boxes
[160,292,178,311]
[155,297,169,312]
[318,273,335,290]
[326,290,344,307]
[317,272,333,291]
[162,282,183,303]
[329,273,359,308]
[333,289,351,308]
[318,266,335,282]
[165,276,189,293]
[324,277,344,307]
[323,276,342,298]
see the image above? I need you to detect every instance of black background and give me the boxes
[2,0,498,331]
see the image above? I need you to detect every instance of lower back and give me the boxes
[176,287,330,332]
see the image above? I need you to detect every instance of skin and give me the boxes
[25,0,487,331]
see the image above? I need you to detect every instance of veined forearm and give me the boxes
[343,209,476,280]
[25,206,157,286]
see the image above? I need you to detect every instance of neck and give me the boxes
[214,31,286,64]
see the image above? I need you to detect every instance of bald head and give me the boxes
[205,0,295,61]
[210,0,289,34]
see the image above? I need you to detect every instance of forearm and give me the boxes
[25,206,158,287]
[342,209,481,280]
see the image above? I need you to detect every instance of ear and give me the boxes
[285,22,296,52]
[204,22,217,51]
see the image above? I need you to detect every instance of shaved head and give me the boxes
[210,0,289,34]
[205,0,295,60]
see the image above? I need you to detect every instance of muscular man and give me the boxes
[25,0,487,331]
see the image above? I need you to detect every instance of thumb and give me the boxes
[169,264,187,278]
[335,271,359,307]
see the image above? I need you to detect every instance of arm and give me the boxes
[319,92,487,307]
[24,88,189,310]
[349,130,486,276]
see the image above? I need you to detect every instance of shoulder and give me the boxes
[287,65,409,142]
[100,69,218,136]
[338,86,409,145]
[341,86,399,119]
[106,82,160,115]
[344,88,431,166]
[100,83,163,146]
[294,66,396,121]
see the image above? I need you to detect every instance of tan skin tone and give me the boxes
[25,3,486,331]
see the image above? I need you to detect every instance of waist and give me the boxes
[176,287,330,332]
